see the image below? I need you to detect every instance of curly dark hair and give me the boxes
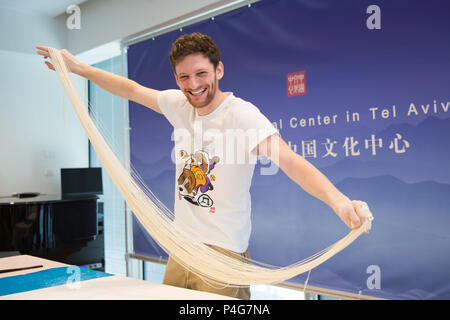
[169,33,221,72]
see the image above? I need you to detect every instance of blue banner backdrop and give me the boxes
[128,0,450,299]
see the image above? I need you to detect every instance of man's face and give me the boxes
[174,53,224,109]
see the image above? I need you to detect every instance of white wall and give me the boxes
[65,0,246,54]
[0,7,65,54]
[0,8,88,196]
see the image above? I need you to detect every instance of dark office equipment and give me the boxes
[61,167,103,196]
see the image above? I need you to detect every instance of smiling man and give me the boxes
[36,32,372,300]
[171,48,225,113]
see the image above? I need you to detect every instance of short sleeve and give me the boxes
[236,102,279,154]
[157,89,188,128]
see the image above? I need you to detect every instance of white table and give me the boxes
[0,255,234,300]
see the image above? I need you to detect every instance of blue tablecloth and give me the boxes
[0,267,112,296]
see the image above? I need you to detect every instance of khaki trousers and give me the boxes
[163,245,251,300]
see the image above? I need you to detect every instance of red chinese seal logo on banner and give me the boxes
[287,70,306,97]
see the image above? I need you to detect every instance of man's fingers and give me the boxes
[36,45,54,70]
[352,200,373,233]
[37,52,50,59]
[45,61,55,70]
[353,200,372,220]
[36,46,52,58]
[349,213,361,229]
[36,50,50,59]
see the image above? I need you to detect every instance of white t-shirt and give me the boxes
[157,89,278,253]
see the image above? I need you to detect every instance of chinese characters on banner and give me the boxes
[296,133,410,158]
[287,71,306,97]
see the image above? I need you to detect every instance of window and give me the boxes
[88,55,128,275]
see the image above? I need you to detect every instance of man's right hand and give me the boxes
[36,46,84,75]
[36,45,162,114]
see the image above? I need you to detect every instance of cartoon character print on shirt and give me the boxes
[177,150,219,209]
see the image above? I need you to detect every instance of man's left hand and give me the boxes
[334,200,373,233]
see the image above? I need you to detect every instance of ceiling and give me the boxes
[0,0,88,17]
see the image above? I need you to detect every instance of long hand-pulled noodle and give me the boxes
[47,47,373,287]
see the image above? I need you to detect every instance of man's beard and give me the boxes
[184,77,217,109]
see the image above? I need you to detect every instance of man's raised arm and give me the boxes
[257,133,373,232]
[36,46,162,114]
